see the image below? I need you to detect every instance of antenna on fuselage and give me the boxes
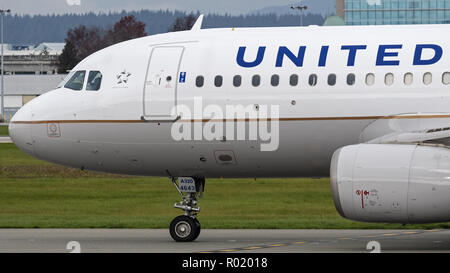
[191,14,204,31]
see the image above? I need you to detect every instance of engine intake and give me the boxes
[331,144,450,224]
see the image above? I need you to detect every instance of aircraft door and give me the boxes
[143,46,184,121]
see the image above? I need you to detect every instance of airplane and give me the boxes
[8,15,450,242]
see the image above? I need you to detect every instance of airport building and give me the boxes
[0,43,65,122]
[336,0,450,25]
[1,43,65,75]
[0,75,64,122]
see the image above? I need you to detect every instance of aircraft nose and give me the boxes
[9,103,34,156]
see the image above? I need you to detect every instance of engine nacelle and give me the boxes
[331,144,450,224]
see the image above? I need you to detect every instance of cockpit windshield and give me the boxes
[57,70,103,91]
[56,70,76,89]
[64,71,86,91]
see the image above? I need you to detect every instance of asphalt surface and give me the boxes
[0,229,449,253]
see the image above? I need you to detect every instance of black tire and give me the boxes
[169,215,200,242]
[192,217,201,241]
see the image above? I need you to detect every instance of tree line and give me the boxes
[4,10,325,45]
[57,14,198,72]
[3,10,326,72]
[58,15,146,72]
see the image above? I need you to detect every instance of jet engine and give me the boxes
[330,144,450,224]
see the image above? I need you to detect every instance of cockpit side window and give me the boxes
[86,71,103,91]
[64,71,86,91]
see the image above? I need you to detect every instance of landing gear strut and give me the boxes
[167,172,205,242]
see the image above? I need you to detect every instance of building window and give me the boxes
[404,73,414,85]
[443,72,450,85]
[233,75,242,87]
[385,73,394,86]
[365,73,375,86]
[339,0,450,26]
[271,74,280,87]
[64,70,86,91]
[196,76,204,87]
[423,72,432,85]
[308,74,318,86]
[328,74,337,86]
[347,73,356,86]
[252,75,261,87]
[214,75,223,87]
[290,74,299,86]
[86,71,102,91]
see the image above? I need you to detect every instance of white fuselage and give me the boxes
[9,24,450,178]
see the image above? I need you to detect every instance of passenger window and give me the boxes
[365,73,375,86]
[385,73,394,86]
[64,71,86,91]
[196,76,204,87]
[252,75,261,87]
[404,73,413,85]
[443,72,450,85]
[86,71,102,91]
[289,74,299,86]
[214,75,223,87]
[423,72,432,85]
[347,74,355,86]
[328,74,336,86]
[271,74,280,87]
[233,75,242,87]
[308,74,318,86]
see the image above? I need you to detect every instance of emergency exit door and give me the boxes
[143,46,184,120]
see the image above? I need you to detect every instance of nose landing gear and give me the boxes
[170,215,201,242]
[167,173,205,242]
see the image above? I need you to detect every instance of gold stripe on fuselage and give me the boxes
[9,114,450,125]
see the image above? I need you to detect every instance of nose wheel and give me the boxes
[170,215,201,242]
[167,172,205,242]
